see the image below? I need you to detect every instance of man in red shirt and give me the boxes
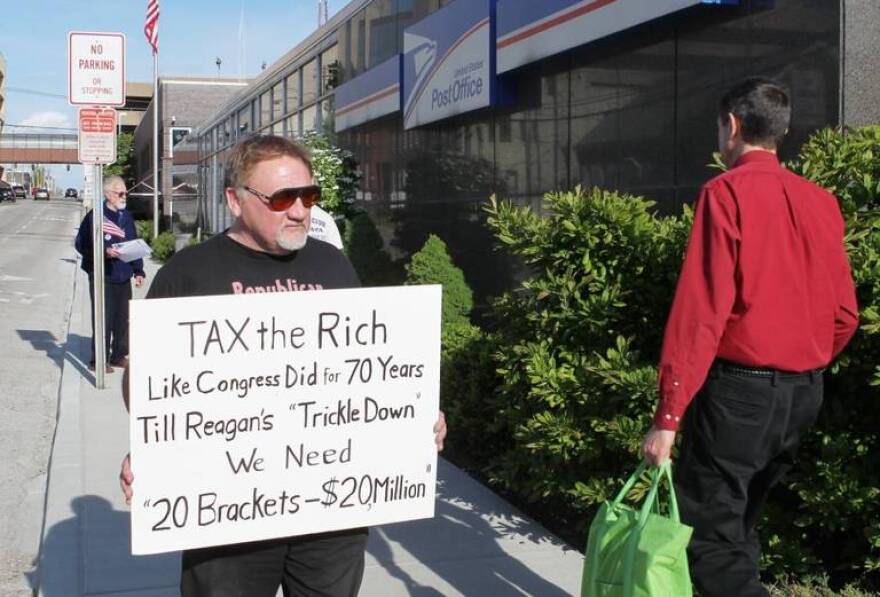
[641,78,859,596]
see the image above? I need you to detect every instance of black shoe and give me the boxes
[110,357,129,368]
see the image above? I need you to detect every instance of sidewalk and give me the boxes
[37,254,583,597]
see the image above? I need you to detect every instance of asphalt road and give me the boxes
[0,197,84,595]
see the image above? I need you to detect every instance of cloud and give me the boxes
[19,111,73,130]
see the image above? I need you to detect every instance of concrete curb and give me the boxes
[37,261,86,596]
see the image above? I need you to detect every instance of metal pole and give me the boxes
[152,51,160,239]
[92,164,107,389]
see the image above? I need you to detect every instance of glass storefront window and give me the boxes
[496,62,570,202]
[302,105,317,134]
[287,114,300,139]
[302,60,318,105]
[570,33,675,207]
[321,45,340,93]
[285,73,299,114]
[407,0,443,23]
[366,0,397,70]
[349,9,366,78]
[259,92,271,128]
[320,97,335,136]
[237,104,251,134]
[272,81,284,120]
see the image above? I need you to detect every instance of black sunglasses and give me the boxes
[242,185,321,211]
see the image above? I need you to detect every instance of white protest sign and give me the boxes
[68,31,126,106]
[307,206,344,249]
[129,285,441,555]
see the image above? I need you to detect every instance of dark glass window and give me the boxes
[285,72,299,114]
[302,59,318,106]
[339,20,353,84]
[321,45,340,93]
[286,114,300,138]
[324,0,842,304]
[570,30,676,209]
[302,104,318,133]
[259,92,271,129]
[675,0,839,203]
[496,60,570,203]
[272,81,284,121]
[320,96,335,137]
[237,104,251,134]
[366,0,398,69]
[350,10,366,78]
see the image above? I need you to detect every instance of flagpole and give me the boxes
[152,49,159,239]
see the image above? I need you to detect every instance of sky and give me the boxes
[1,0,347,190]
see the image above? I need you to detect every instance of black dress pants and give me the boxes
[88,275,132,363]
[674,363,823,597]
[180,528,368,597]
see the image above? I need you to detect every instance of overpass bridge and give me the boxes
[0,133,79,164]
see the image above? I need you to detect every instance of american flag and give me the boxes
[144,0,159,54]
[103,218,126,239]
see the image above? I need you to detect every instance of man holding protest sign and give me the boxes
[119,134,447,596]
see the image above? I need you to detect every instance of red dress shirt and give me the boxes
[654,150,859,431]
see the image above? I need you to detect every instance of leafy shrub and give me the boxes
[754,128,880,586]
[439,322,503,470]
[479,187,690,519]
[343,211,402,286]
[298,131,360,217]
[135,220,153,246]
[405,234,473,328]
[441,127,880,592]
[768,575,874,597]
[150,231,176,263]
[402,235,499,469]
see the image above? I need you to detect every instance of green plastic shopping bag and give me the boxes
[580,461,693,597]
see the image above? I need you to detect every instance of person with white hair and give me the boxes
[74,175,146,372]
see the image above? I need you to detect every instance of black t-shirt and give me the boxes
[146,233,360,300]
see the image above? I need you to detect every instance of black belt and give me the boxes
[714,359,824,380]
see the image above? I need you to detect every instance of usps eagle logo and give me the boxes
[404,33,437,116]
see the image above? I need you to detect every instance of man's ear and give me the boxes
[725,112,740,141]
[225,188,243,218]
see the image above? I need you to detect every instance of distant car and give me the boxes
[12,185,26,199]
[34,188,50,200]
[0,187,14,202]
[65,188,78,199]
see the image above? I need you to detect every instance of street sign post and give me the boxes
[70,30,126,389]
[78,107,117,165]
[80,106,116,388]
[68,32,126,107]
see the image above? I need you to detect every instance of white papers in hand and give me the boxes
[113,239,153,263]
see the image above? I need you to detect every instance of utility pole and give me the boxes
[318,0,328,27]
[215,57,222,77]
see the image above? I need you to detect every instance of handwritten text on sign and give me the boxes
[129,285,441,555]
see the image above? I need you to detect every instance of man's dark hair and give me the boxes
[718,77,791,148]
[223,134,313,189]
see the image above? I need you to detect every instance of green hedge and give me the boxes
[151,232,176,263]
[135,220,153,245]
[441,126,880,592]
[405,234,473,329]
